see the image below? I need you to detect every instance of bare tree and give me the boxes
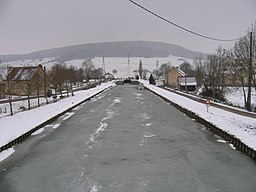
[200,46,230,101]
[49,63,79,98]
[0,65,15,115]
[77,68,84,84]
[160,63,172,77]
[232,24,255,111]
[91,68,104,80]
[48,63,66,97]
[82,58,94,82]
[179,62,191,74]
[66,65,77,96]
[193,55,205,85]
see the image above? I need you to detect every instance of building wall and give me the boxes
[165,69,183,88]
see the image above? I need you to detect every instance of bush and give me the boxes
[200,88,226,102]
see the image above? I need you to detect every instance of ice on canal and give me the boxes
[0,85,256,192]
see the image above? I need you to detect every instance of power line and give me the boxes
[128,0,244,42]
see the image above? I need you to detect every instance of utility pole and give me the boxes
[185,65,187,92]
[102,57,106,75]
[156,60,159,71]
[43,66,49,104]
[246,32,253,111]
[127,55,130,78]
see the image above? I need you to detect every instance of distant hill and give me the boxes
[0,41,206,62]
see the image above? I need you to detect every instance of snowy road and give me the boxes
[0,84,255,192]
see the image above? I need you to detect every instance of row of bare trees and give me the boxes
[0,58,104,116]
[193,23,256,111]
[48,59,104,97]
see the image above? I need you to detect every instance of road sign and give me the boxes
[206,99,210,112]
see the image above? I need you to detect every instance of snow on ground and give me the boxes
[225,87,256,108]
[1,57,56,68]
[141,80,256,151]
[0,82,115,162]
[0,148,15,162]
[0,97,54,117]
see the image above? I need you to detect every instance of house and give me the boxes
[165,67,185,88]
[178,76,197,91]
[105,72,114,81]
[2,65,50,96]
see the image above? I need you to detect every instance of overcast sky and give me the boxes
[0,0,255,55]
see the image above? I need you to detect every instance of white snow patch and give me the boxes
[73,106,83,111]
[86,176,102,192]
[230,144,236,150]
[139,113,150,121]
[31,128,45,136]
[145,123,152,127]
[133,92,142,97]
[87,122,108,145]
[96,122,107,135]
[0,148,15,162]
[52,123,60,129]
[144,132,155,138]
[63,112,75,120]
[137,181,148,191]
[101,109,115,121]
[113,97,121,104]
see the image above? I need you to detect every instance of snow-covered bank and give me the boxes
[142,81,256,151]
[0,82,115,162]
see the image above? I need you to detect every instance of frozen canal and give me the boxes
[0,84,255,192]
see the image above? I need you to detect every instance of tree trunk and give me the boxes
[71,84,74,96]
[9,99,13,116]
[27,95,31,110]
[246,32,253,111]
[241,81,247,108]
[66,84,69,97]
[37,92,40,107]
